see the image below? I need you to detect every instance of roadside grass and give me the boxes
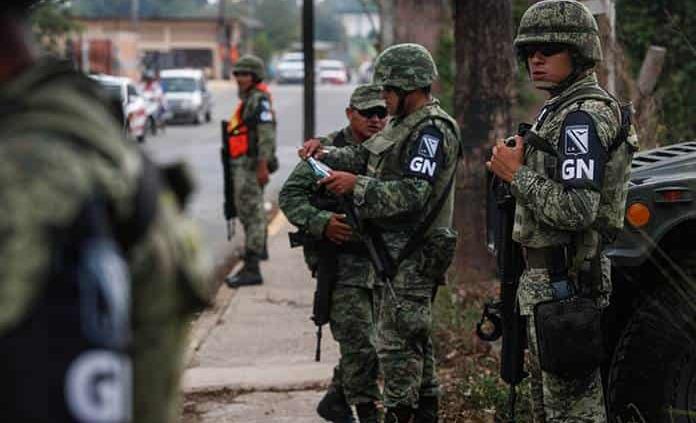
[434,276,534,423]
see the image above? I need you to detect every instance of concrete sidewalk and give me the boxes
[182,212,339,422]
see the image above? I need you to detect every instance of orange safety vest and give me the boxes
[227,83,273,159]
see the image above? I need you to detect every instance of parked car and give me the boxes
[276,52,305,84]
[161,68,213,125]
[91,74,148,143]
[318,60,349,85]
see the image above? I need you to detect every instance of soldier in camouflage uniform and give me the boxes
[225,55,277,287]
[280,85,388,423]
[487,1,637,422]
[0,2,211,422]
[303,44,461,423]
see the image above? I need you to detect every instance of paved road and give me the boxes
[145,81,355,266]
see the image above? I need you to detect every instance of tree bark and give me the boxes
[453,0,516,280]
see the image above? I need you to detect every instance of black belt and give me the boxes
[523,246,568,276]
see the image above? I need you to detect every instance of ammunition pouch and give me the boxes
[534,296,603,379]
[267,155,279,174]
[420,227,458,283]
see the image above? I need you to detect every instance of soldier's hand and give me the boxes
[319,171,357,195]
[325,214,352,244]
[486,135,524,183]
[256,159,270,186]
[298,138,323,160]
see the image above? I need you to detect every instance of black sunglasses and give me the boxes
[233,71,252,77]
[354,107,388,119]
[521,43,567,58]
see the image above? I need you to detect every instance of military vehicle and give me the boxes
[605,140,696,423]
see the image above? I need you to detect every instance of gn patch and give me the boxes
[405,125,444,182]
[558,111,607,190]
[258,99,273,123]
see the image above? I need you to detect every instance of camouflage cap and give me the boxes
[233,54,266,80]
[514,0,602,63]
[372,43,438,91]
[349,84,385,110]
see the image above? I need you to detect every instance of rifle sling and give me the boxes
[392,166,457,270]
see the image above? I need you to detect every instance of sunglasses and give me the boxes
[354,107,388,119]
[233,71,252,77]
[521,43,567,58]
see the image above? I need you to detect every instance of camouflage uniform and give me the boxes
[511,2,637,421]
[0,59,211,422]
[230,55,276,259]
[323,44,461,417]
[279,86,386,420]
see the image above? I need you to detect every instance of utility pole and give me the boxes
[130,0,140,31]
[303,0,315,141]
[219,0,230,79]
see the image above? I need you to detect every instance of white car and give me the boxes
[318,60,349,85]
[276,52,305,84]
[91,74,148,143]
[161,68,213,125]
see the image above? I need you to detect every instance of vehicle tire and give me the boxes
[147,116,157,136]
[607,251,696,423]
[136,133,146,143]
[205,110,212,123]
[193,111,202,125]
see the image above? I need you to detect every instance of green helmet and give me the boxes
[514,0,602,64]
[234,55,266,80]
[372,43,438,91]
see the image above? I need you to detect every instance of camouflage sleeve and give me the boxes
[510,165,601,230]
[322,143,369,173]
[131,190,212,423]
[352,175,432,218]
[319,130,339,147]
[247,92,276,161]
[279,161,333,239]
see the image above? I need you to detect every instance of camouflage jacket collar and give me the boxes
[546,73,599,108]
[341,126,359,145]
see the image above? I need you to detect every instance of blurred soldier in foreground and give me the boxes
[302,43,461,423]
[0,2,211,422]
[487,1,637,421]
[225,54,278,288]
[280,85,388,423]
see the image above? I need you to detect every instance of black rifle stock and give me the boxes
[221,120,237,240]
[477,131,528,423]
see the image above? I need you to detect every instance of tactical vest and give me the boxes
[530,85,638,242]
[362,102,461,230]
[227,83,273,159]
[0,68,160,422]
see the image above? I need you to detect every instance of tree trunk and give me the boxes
[453,0,516,281]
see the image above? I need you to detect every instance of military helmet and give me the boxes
[372,43,438,91]
[514,0,602,64]
[234,54,266,80]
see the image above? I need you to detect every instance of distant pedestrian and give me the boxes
[0,2,211,422]
[225,54,278,287]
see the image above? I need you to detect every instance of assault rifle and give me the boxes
[477,130,528,423]
[220,120,236,240]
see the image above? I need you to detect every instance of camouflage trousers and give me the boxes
[375,284,439,409]
[519,269,608,423]
[329,283,381,405]
[231,158,267,256]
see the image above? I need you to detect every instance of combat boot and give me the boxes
[384,406,414,423]
[355,402,379,423]
[317,385,355,423]
[225,254,263,287]
[413,396,438,423]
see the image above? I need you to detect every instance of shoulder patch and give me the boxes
[404,125,444,183]
[558,110,608,190]
[258,99,273,123]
